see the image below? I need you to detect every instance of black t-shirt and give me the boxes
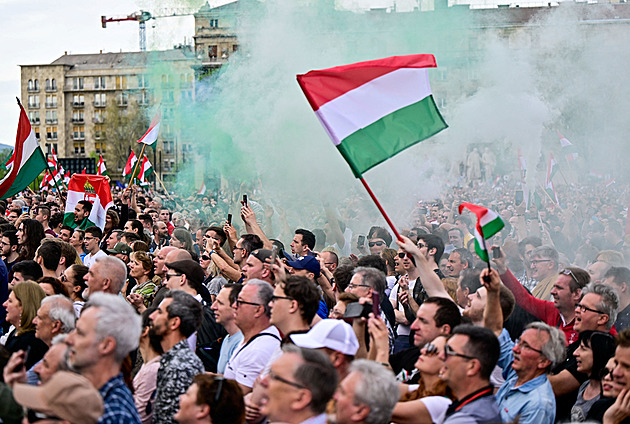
[389,346,421,384]
[553,340,588,422]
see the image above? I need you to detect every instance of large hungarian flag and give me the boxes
[63,174,113,230]
[297,54,447,177]
[458,203,505,262]
[137,110,160,146]
[0,103,47,199]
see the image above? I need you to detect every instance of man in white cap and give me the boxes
[291,318,359,382]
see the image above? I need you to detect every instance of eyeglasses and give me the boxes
[422,343,440,357]
[368,241,385,247]
[514,338,543,354]
[560,268,578,285]
[599,367,614,380]
[235,299,263,307]
[397,253,407,259]
[347,283,371,290]
[60,274,68,283]
[575,303,605,314]
[444,344,476,361]
[417,243,428,249]
[268,370,305,389]
[530,259,551,265]
[270,295,293,303]
[165,273,182,280]
[84,236,95,241]
[201,255,211,261]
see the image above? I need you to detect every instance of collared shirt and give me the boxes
[299,413,327,424]
[98,373,141,424]
[441,385,500,424]
[495,329,555,424]
[154,339,205,424]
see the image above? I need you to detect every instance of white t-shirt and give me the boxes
[389,278,417,336]
[421,396,452,424]
[223,326,281,389]
[83,249,107,268]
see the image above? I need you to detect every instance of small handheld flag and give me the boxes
[458,203,504,263]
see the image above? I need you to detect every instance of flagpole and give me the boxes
[131,144,146,186]
[153,172,173,201]
[47,167,66,203]
[537,183,557,205]
[359,177,402,242]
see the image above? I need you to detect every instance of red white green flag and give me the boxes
[458,203,505,262]
[137,110,160,146]
[63,174,113,230]
[123,151,137,179]
[97,155,108,176]
[297,54,447,177]
[0,103,47,199]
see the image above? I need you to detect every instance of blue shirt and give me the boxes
[98,374,141,424]
[495,329,556,424]
[217,331,244,374]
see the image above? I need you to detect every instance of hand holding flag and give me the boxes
[458,203,504,263]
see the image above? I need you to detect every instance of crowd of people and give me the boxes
[0,177,630,424]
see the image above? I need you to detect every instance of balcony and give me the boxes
[137,99,149,106]
[72,134,85,141]
[72,101,84,108]
[92,117,104,124]
[95,131,105,139]
[93,102,106,108]
[46,134,58,141]
[27,87,39,93]
[45,102,58,108]
[45,85,57,92]
[71,118,84,123]
[28,103,40,109]
[45,118,58,124]
[30,118,40,125]
[117,101,128,107]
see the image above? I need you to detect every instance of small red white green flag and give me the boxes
[297,54,447,178]
[458,203,505,262]
[63,174,113,230]
[0,103,47,199]
[96,155,108,176]
[123,151,138,180]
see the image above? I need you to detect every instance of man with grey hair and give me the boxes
[225,279,280,395]
[150,290,205,424]
[346,266,395,352]
[530,245,560,300]
[28,295,75,384]
[334,359,399,424]
[65,292,142,423]
[260,344,337,424]
[83,255,127,298]
[483,268,565,424]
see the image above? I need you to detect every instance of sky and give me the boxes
[0,0,238,146]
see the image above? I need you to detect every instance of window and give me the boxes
[95,124,105,140]
[73,77,84,90]
[94,93,106,107]
[28,111,40,124]
[45,94,57,108]
[117,92,128,106]
[34,128,40,139]
[95,142,106,154]
[163,108,174,120]
[115,76,127,89]
[28,79,39,92]
[28,95,40,108]
[71,94,84,107]
[208,45,218,59]
[163,90,174,103]
[181,90,192,102]
[94,76,106,89]
[46,126,57,140]
[46,78,57,91]
[161,74,173,88]
[209,19,219,27]
[94,110,105,123]
[46,110,57,124]
[72,126,85,140]
[180,74,193,88]
[74,142,85,154]
[164,140,175,154]
[137,91,150,106]
[71,110,83,123]
[45,143,58,154]
[233,44,238,52]
[137,75,149,89]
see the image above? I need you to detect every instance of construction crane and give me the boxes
[101,9,194,51]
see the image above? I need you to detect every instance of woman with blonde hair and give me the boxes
[2,281,48,368]
[127,251,160,307]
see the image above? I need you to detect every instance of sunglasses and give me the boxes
[398,253,407,259]
[599,367,614,380]
[560,268,578,285]
[368,241,386,247]
[423,343,440,357]
[201,255,211,261]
